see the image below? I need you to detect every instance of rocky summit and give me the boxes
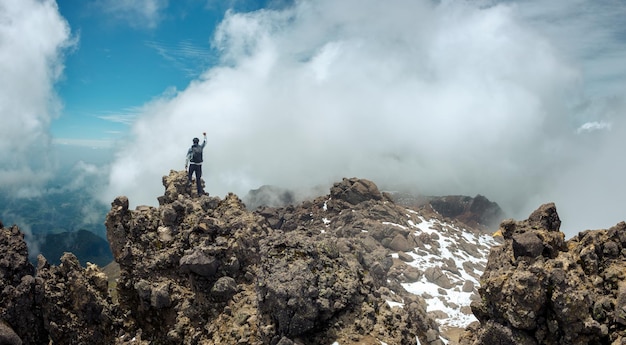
[2,170,624,345]
[103,172,444,345]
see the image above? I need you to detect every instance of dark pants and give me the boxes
[188,164,203,194]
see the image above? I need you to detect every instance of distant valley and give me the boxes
[33,229,112,267]
[0,184,110,266]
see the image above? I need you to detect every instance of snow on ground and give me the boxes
[320,204,498,343]
[391,213,499,329]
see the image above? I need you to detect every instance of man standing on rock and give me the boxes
[185,132,207,196]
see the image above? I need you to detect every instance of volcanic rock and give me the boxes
[329,177,385,205]
[0,320,21,345]
[424,266,454,289]
[393,193,505,230]
[460,204,626,345]
[0,225,46,344]
[36,253,117,344]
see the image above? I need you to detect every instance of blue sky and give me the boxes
[53,0,274,143]
[1,0,626,235]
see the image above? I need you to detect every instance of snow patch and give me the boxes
[386,300,404,308]
[395,215,498,329]
[382,221,408,230]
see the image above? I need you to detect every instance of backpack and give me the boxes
[191,145,203,163]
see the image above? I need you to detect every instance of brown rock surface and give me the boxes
[0,225,46,344]
[392,193,505,230]
[460,203,626,345]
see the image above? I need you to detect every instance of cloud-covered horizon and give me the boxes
[101,0,626,235]
[1,0,625,238]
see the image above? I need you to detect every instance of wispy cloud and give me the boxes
[146,39,216,76]
[96,0,169,29]
[96,106,144,125]
[577,121,612,134]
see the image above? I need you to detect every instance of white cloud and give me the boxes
[105,0,626,235]
[97,0,169,29]
[0,0,74,192]
[577,121,611,133]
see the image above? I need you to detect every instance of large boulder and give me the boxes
[257,231,362,338]
[424,194,505,230]
[329,177,384,205]
[179,249,220,277]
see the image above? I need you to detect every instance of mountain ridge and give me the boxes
[3,169,622,344]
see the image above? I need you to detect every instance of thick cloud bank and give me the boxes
[0,0,73,195]
[105,0,626,235]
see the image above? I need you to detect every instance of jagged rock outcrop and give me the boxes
[0,225,46,344]
[392,193,505,230]
[460,203,626,345]
[0,223,118,345]
[102,173,443,344]
[36,254,116,344]
[428,195,504,230]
